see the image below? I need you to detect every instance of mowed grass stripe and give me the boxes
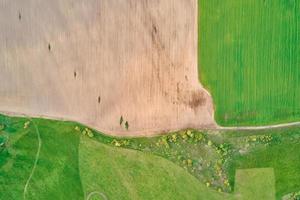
[199,0,300,126]
[234,168,276,200]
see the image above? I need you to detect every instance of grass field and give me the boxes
[0,115,225,200]
[1,114,300,199]
[0,117,83,199]
[79,137,224,200]
[225,127,300,199]
[234,168,275,200]
[199,0,300,126]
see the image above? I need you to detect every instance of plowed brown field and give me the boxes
[0,0,215,136]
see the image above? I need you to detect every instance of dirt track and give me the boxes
[0,0,216,136]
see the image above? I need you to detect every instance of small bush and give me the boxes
[23,121,30,129]
[74,126,80,132]
[112,139,121,147]
[207,140,213,146]
[0,124,4,131]
[82,128,94,138]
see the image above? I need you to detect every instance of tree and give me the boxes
[119,116,123,125]
[125,121,129,130]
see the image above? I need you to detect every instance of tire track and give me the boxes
[23,119,42,200]
[86,191,108,200]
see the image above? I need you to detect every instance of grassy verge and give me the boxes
[1,114,300,199]
[0,115,226,200]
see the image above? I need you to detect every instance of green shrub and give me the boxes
[0,124,4,131]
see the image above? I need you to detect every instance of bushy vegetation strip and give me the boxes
[90,125,300,198]
[1,114,300,199]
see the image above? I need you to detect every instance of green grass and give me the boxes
[199,0,300,126]
[79,136,225,200]
[234,168,275,200]
[0,117,83,199]
[2,114,300,199]
[225,127,300,199]
[0,115,225,200]
[0,117,37,199]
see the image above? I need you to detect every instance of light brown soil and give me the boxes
[0,0,216,136]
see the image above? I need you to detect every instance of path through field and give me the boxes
[1,114,300,199]
[86,191,108,200]
[23,119,42,200]
[219,121,300,131]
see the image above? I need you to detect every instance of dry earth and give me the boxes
[0,0,216,136]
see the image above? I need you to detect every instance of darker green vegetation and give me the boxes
[1,114,300,199]
[0,114,224,200]
[0,115,83,199]
[104,126,300,199]
[225,127,300,199]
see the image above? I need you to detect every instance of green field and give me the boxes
[234,168,275,200]
[199,0,300,126]
[225,127,300,199]
[0,115,225,200]
[79,137,224,200]
[1,114,300,199]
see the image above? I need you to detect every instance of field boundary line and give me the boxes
[218,121,300,131]
[1,111,300,137]
[86,191,108,200]
[23,119,42,200]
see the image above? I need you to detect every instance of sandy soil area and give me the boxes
[0,0,216,136]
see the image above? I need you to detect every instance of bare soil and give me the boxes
[0,0,216,136]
